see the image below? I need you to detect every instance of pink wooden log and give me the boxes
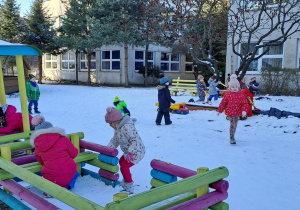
[80,147,85,153]
[79,140,118,157]
[167,191,228,210]
[12,155,37,165]
[98,169,119,181]
[209,180,229,193]
[150,159,197,178]
[0,180,59,210]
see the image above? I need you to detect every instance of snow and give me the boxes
[5,84,300,209]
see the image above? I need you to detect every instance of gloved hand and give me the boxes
[242,111,247,116]
[125,153,134,163]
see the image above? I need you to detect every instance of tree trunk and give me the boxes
[87,49,91,86]
[38,56,43,84]
[145,43,149,87]
[124,17,129,87]
[75,51,79,85]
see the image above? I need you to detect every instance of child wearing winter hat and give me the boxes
[207,75,221,105]
[241,75,260,117]
[26,74,41,114]
[30,121,79,193]
[155,77,175,125]
[113,96,131,116]
[105,107,145,194]
[196,75,207,102]
[217,74,248,144]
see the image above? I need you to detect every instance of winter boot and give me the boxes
[34,109,41,114]
[120,179,125,187]
[28,110,33,115]
[207,99,212,105]
[121,182,134,194]
[230,138,236,144]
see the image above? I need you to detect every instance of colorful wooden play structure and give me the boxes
[0,40,230,209]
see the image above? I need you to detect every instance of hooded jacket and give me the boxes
[26,81,40,100]
[217,90,248,117]
[157,85,175,110]
[107,116,145,164]
[0,105,33,134]
[30,127,78,186]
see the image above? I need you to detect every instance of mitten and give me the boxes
[242,111,247,116]
[0,122,7,127]
[125,153,134,163]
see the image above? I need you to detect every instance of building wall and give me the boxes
[42,0,196,86]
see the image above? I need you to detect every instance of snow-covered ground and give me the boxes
[5,84,300,209]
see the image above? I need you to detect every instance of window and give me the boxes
[161,53,180,71]
[80,51,96,71]
[135,51,154,71]
[185,53,194,71]
[45,54,57,70]
[101,50,120,70]
[239,42,283,72]
[61,52,75,71]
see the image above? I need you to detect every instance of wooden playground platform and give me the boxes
[186,103,218,111]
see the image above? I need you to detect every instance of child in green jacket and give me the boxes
[26,74,41,114]
[113,96,130,116]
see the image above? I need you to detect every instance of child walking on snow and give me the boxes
[26,74,41,114]
[30,121,80,194]
[196,75,206,102]
[207,75,221,105]
[105,107,145,194]
[155,77,175,125]
[217,74,248,144]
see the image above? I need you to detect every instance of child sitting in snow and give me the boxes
[217,74,248,144]
[105,107,145,194]
[207,75,221,105]
[196,75,207,102]
[30,121,79,193]
[155,77,175,125]
[113,96,131,116]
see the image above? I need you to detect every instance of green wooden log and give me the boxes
[209,202,229,210]
[85,159,119,173]
[151,191,197,210]
[105,166,229,210]
[0,152,98,180]
[0,131,33,143]
[150,178,168,188]
[0,157,104,210]
[66,132,84,140]
[0,141,32,152]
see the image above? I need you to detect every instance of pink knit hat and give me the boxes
[105,107,123,123]
[229,74,240,89]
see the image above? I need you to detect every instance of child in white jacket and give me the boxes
[105,107,145,194]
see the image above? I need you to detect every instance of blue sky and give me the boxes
[16,0,33,17]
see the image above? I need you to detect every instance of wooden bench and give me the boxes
[170,77,197,96]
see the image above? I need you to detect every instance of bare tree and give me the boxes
[228,0,300,80]
[147,0,228,76]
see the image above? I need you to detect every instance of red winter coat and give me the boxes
[218,91,248,117]
[30,127,78,186]
[242,88,254,117]
[0,105,33,134]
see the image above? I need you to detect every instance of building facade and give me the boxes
[42,0,196,85]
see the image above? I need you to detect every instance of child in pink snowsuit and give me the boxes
[30,121,79,189]
[217,74,248,144]
[105,107,145,194]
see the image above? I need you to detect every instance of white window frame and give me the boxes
[101,50,121,71]
[238,41,284,74]
[134,51,154,72]
[61,51,76,71]
[160,52,180,72]
[45,54,57,70]
[80,51,96,71]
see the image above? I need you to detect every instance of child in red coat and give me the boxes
[30,121,79,190]
[217,74,248,144]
